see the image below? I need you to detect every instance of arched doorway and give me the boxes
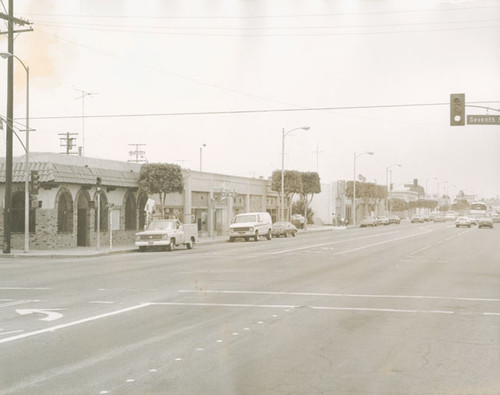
[76,190,91,246]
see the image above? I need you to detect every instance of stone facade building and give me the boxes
[0,153,278,250]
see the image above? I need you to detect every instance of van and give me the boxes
[229,212,273,242]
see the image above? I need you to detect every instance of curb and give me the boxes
[0,226,337,259]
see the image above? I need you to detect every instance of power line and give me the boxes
[24,101,500,121]
[19,5,500,20]
[32,18,500,31]
[33,21,500,37]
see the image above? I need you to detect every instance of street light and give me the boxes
[385,163,401,212]
[426,177,437,198]
[353,151,374,227]
[200,143,206,174]
[1,52,30,253]
[281,126,310,221]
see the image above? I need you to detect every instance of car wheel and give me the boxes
[254,231,259,241]
[138,246,147,252]
[186,239,193,249]
[229,237,235,242]
[166,238,175,251]
[292,231,296,237]
[266,230,272,240]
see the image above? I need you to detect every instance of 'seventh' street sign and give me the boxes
[467,115,500,125]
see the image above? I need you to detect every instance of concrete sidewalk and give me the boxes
[0,225,339,259]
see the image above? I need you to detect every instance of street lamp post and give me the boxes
[281,126,310,221]
[353,151,374,227]
[200,143,206,174]
[385,163,401,213]
[1,52,29,252]
[426,177,437,198]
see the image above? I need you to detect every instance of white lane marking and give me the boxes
[270,231,400,255]
[0,304,150,345]
[333,230,435,255]
[149,302,500,317]
[0,287,51,290]
[0,300,38,309]
[179,289,500,303]
[0,330,24,336]
[89,301,115,304]
[409,245,432,256]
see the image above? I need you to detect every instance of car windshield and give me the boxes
[234,214,257,223]
[147,221,174,230]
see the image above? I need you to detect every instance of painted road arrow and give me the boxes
[16,309,64,322]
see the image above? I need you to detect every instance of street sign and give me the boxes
[467,115,500,125]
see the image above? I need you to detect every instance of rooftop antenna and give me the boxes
[74,88,98,156]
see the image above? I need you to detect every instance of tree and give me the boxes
[271,170,302,219]
[139,163,184,219]
[299,172,321,225]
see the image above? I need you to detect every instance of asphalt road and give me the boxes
[1,222,499,394]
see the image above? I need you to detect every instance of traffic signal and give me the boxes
[450,93,465,126]
[30,170,40,195]
[96,177,102,191]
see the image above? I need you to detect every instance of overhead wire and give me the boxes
[23,101,500,121]
[18,5,500,20]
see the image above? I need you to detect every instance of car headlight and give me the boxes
[162,234,169,239]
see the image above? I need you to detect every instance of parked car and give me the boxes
[433,214,446,223]
[375,216,390,226]
[468,215,478,226]
[492,213,500,223]
[360,216,377,227]
[478,216,494,229]
[272,221,297,237]
[455,216,471,228]
[411,214,424,223]
[388,215,401,224]
[229,212,273,242]
[445,212,458,221]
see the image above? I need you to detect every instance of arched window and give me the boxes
[57,189,73,233]
[124,192,137,230]
[11,192,36,233]
[94,192,108,232]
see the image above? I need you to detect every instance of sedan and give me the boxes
[272,222,297,237]
[478,217,494,229]
[388,215,401,224]
[411,215,424,223]
[360,216,377,227]
[455,216,471,228]
[375,216,390,226]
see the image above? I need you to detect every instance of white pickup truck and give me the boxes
[135,219,198,252]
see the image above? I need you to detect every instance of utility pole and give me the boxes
[74,89,98,156]
[311,143,324,174]
[128,144,147,163]
[58,132,78,155]
[2,2,32,254]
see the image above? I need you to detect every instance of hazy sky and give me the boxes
[1,0,500,198]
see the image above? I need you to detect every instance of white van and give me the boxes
[229,212,273,242]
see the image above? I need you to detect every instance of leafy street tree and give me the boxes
[345,181,387,217]
[299,172,321,225]
[271,170,302,220]
[139,163,184,219]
